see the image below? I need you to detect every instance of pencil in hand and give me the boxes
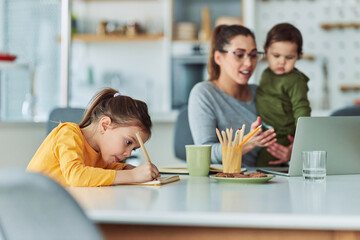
[135,132,151,164]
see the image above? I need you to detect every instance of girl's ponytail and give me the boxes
[79,88,152,136]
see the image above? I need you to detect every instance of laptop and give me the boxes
[258,116,360,176]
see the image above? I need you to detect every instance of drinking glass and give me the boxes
[302,151,327,181]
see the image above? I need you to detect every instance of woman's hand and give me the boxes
[242,117,277,154]
[267,135,294,165]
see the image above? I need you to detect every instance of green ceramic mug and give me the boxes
[185,145,212,177]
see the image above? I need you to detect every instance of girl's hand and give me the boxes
[242,117,277,154]
[131,162,160,183]
[267,135,294,165]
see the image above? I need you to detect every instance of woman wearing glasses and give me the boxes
[188,24,290,167]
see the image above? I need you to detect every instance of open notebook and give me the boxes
[128,175,180,186]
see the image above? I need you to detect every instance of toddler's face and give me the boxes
[99,125,149,164]
[266,41,298,75]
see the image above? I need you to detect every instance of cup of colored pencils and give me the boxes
[216,124,261,173]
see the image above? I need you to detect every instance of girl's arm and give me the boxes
[56,126,117,187]
[112,162,159,185]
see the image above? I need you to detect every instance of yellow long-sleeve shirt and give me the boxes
[27,122,128,187]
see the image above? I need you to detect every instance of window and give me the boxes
[0,0,60,121]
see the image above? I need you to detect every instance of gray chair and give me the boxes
[330,106,360,116]
[0,170,103,240]
[174,105,194,160]
[47,107,86,134]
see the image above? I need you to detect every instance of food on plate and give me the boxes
[215,172,267,178]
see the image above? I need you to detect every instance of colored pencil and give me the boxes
[221,130,227,146]
[226,128,230,144]
[233,129,240,147]
[237,125,262,148]
[136,132,151,163]
[239,123,245,143]
[216,128,223,145]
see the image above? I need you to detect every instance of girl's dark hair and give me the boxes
[208,24,256,81]
[79,88,152,136]
[264,23,303,58]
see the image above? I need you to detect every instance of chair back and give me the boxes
[330,106,360,116]
[174,105,194,160]
[0,170,103,240]
[47,107,86,134]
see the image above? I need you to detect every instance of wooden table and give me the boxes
[68,174,360,240]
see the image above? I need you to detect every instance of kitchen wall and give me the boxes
[252,0,360,111]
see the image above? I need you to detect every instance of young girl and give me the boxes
[27,88,160,187]
[255,23,311,166]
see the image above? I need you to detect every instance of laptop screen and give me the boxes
[259,116,360,176]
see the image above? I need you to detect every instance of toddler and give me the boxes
[255,23,311,166]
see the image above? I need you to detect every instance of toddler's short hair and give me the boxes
[264,23,303,58]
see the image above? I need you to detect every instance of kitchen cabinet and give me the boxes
[170,0,243,109]
[62,0,244,113]
[65,0,172,112]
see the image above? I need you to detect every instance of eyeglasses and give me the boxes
[219,50,265,62]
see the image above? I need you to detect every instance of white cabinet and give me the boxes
[64,0,244,113]
[66,0,172,112]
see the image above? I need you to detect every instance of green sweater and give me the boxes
[255,67,311,166]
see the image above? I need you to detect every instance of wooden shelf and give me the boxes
[301,54,315,61]
[73,0,160,2]
[260,54,315,62]
[172,39,210,44]
[321,22,360,30]
[340,84,360,92]
[60,33,164,42]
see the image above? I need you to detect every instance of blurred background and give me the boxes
[1,0,360,168]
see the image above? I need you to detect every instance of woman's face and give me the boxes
[97,119,149,164]
[215,35,258,85]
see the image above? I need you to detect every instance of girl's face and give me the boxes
[266,41,298,75]
[215,35,258,85]
[98,120,149,164]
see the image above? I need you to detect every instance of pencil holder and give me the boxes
[221,146,242,173]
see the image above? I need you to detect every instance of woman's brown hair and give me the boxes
[264,23,303,58]
[79,88,152,136]
[208,24,256,81]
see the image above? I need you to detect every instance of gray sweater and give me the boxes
[188,81,260,167]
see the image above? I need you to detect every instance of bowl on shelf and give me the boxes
[0,53,17,62]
